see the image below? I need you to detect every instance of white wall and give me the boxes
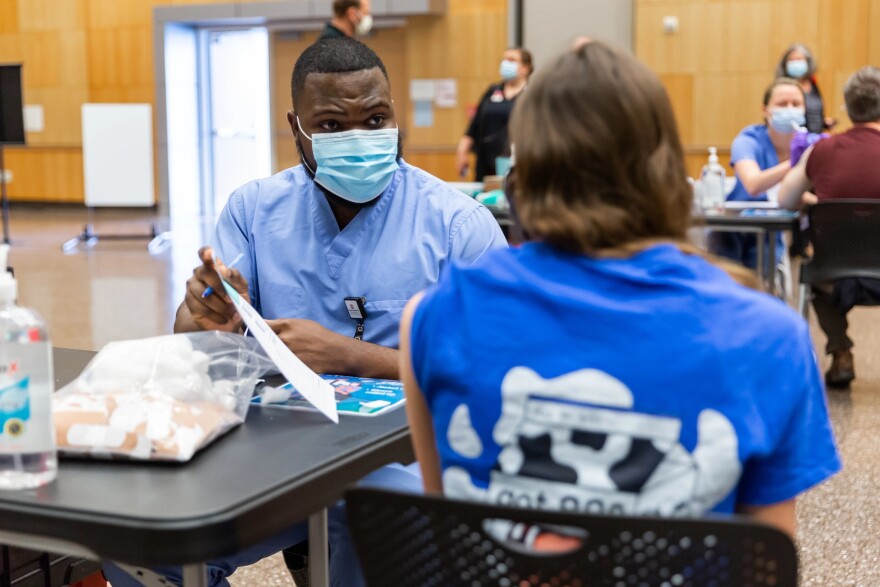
[522,0,633,70]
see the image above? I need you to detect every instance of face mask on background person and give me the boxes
[499,59,519,81]
[785,59,809,79]
[355,13,373,36]
[768,107,806,133]
[297,118,399,204]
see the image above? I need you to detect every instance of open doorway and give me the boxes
[203,28,272,220]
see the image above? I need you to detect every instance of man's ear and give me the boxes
[287,110,296,134]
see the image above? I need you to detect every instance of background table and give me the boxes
[699,209,800,296]
[0,348,413,586]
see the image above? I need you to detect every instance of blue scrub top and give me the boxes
[212,162,507,348]
[727,123,778,202]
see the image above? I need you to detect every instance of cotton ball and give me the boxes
[156,334,194,358]
[191,351,210,375]
[211,380,239,412]
[260,386,292,404]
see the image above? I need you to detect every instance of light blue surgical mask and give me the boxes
[297,117,399,204]
[785,59,809,79]
[768,107,806,133]
[499,59,519,81]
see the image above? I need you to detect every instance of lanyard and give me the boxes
[344,297,368,340]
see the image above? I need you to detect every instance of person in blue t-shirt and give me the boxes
[710,78,805,272]
[400,42,840,542]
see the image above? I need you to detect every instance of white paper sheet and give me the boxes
[221,280,339,423]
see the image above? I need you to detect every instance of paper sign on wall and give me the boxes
[434,79,457,108]
[414,101,434,127]
[23,105,44,132]
[221,280,339,423]
[409,79,436,101]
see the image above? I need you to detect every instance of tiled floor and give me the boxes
[7,206,875,585]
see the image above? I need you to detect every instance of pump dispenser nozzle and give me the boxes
[0,244,17,304]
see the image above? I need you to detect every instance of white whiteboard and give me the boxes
[82,104,155,207]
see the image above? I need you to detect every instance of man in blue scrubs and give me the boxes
[118,37,504,587]
[174,40,505,377]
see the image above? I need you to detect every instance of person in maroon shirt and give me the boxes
[780,66,880,388]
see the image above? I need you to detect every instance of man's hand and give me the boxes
[267,318,400,378]
[182,246,250,332]
[266,318,348,374]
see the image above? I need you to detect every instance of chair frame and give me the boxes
[797,199,880,319]
[346,487,798,587]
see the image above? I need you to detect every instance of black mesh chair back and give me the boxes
[346,488,797,587]
[801,199,880,284]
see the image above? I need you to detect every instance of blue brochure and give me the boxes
[739,209,797,217]
[252,375,406,417]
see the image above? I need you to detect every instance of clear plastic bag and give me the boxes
[52,332,274,462]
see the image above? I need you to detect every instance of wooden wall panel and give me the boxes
[870,0,880,66]
[405,151,458,181]
[637,0,873,163]
[3,148,84,202]
[17,0,86,31]
[659,74,694,145]
[402,0,507,174]
[691,73,768,147]
[2,0,507,202]
[22,87,89,146]
[0,0,19,33]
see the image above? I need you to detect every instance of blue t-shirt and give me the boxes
[727,124,778,202]
[212,162,507,348]
[410,243,840,516]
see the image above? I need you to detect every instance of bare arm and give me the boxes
[267,318,399,379]
[455,136,474,178]
[399,292,444,494]
[778,147,815,210]
[738,499,797,538]
[734,159,792,197]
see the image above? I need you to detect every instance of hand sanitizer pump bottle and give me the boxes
[0,245,57,490]
[700,147,727,211]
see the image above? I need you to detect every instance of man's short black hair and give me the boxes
[332,0,361,17]
[291,37,389,107]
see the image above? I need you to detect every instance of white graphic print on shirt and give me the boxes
[443,367,741,517]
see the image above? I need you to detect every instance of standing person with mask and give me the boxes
[455,48,533,180]
[319,0,373,40]
[709,78,805,274]
[776,43,836,133]
[103,37,506,587]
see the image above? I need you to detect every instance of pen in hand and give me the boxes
[202,252,245,299]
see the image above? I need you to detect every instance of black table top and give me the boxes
[0,348,413,565]
[698,209,800,230]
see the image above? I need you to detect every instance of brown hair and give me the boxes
[763,77,803,106]
[508,41,758,287]
[509,41,692,255]
[509,47,534,78]
[333,0,361,17]
[775,43,818,79]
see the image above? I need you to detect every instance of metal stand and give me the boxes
[1,146,11,244]
[62,207,172,253]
